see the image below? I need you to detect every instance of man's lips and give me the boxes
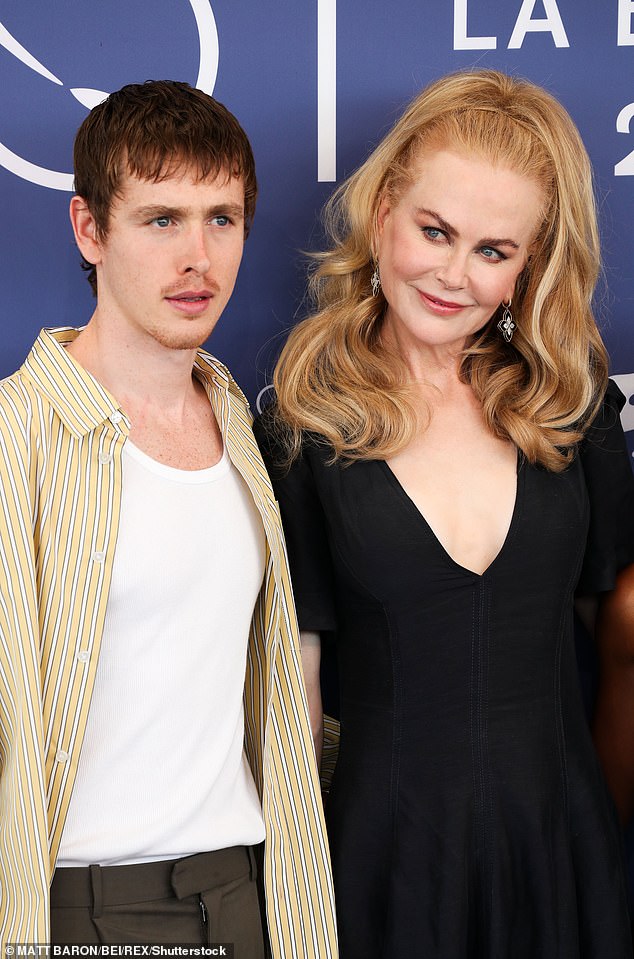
[164,290,214,315]
[165,289,213,302]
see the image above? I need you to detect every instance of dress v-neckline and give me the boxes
[378,453,523,578]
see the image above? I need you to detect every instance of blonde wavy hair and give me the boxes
[273,69,607,470]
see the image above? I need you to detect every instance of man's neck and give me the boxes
[66,313,224,470]
[67,310,201,415]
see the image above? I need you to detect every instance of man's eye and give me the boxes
[213,215,231,227]
[153,216,171,228]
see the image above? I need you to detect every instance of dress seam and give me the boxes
[383,605,402,959]
[471,579,493,949]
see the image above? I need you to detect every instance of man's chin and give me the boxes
[152,324,217,353]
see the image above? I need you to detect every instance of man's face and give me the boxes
[88,166,246,353]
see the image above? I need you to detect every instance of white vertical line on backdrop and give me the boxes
[317,0,337,181]
[190,0,219,93]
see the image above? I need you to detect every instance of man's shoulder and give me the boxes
[0,369,41,468]
[0,328,62,402]
[0,364,36,416]
[0,328,75,436]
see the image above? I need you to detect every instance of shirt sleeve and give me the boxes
[576,379,634,595]
[254,410,338,631]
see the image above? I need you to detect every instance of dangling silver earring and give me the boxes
[497,299,515,343]
[370,263,381,297]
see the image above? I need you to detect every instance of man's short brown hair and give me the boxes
[73,80,257,294]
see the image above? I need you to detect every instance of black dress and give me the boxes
[255,381,634,959]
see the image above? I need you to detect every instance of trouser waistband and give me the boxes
[51,846,257,908]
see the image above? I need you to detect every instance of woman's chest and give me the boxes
[311,452,590,602]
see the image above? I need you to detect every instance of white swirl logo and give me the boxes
[0,0,218,191]
[256,384,275,414]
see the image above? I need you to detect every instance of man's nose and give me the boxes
[179,226,211,275]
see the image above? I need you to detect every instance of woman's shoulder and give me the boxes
[580,378,629,455]
[254,404,334,478]
[253,404,288,476]
[594,377,626,419]
[575,377,634,594]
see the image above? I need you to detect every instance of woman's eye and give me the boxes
[422,227,444,241]
[480,246,505,262]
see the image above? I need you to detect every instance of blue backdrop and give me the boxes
[2,1,634,445]
[2,0,634,892]
[0,0,634,916]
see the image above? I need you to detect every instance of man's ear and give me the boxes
[69,196,102,266]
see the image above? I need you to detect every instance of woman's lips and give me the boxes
[418,290,467,314]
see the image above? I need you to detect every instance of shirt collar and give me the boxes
[21,328,125,438]
[194,350,248,407]
[20,327,247,439]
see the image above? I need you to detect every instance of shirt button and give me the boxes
[110,411,123,425]
[76,651,90,663]
[92,551,105,563]
[98,452,113,464]
[56,750,69,763]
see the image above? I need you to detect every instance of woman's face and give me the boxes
[376,148,544,357]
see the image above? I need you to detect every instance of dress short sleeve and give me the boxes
[254,409,338,631]
[576,379,634,594]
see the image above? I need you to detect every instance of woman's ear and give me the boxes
[69,196,102,266]
[376,195,391,237]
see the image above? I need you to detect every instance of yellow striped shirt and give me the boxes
[0,327,338,956]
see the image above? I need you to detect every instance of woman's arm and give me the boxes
[592,563,634,825]
[300,629,323,765]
